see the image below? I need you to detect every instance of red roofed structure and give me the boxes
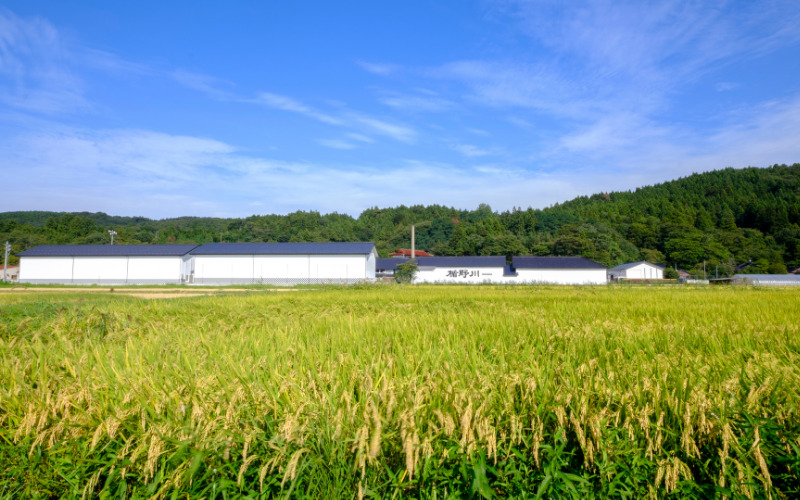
[389,248,434,258]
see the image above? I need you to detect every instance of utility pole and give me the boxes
[410,225,415,261]
[2,241,10,283]
[108,230,117,245]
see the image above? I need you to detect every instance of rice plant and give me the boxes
[1,286,798,498]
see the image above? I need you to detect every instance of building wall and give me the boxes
[127,257,183,281]
[195,255,256,280]
[19,257,74,281]
[72,257,128,281]
[414,266,507,284]
[193,254,373,284]
[624,263,663,280]
[515,268,607,285]
[366,250,377,280]
[310,255,368,280]
[20,256,184,284]
[181,255,194,280]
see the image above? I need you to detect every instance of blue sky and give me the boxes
[1,1,799,219]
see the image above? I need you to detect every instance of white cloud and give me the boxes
[0,9,89,114]
[172,75,419,146]
[715,82,739,92]
[253,92,343,125]
[434,60,600,118]
[171,69,236,100]
[0,124,582,217]
[452,144,491,157]
[356,60,401,76]
[351,115,417,143]
[318,138,357,150]
[345,133,374,143]
[379,92,455,113]
[504,0,800,84]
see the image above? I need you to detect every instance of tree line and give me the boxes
[2,163,799,275]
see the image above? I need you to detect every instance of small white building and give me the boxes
[2,265,19,281]
[607,261,665,281]
[17,244,198,285]
[512,256,607,284]
[189,242,377,285]
[412,256,511,284]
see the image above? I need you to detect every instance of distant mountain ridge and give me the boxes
[2,163,799,273]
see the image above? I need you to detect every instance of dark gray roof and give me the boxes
[416,256,507,268]
[17,244,199,257]
[608,261,665,271]
[513,256,606,270]
[377,258,402,271]
[190,242,376,255]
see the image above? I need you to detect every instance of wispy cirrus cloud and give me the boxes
[356,60,401,76]
[170,71,418,145]
[318,138,357,150]
[0,124,576,216]
[0,8,89,114]
[378,90,455,113]
[171,69,236,100]
[436,1,800,122]
[451,143,491,157]
[504,0,800,84]
[433,60,598,118]
[0,8,155,115]
[252,92,344,126]
[351,115,416,143]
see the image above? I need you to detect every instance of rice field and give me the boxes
[1,285,799,498]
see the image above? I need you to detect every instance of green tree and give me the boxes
[394,260,418,283]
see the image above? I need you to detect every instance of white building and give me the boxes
[512,256,608,284]
[17,245,198,285]
[2,265,19,282]
[731,274,800,286]
[607,261,665,281]
[189,242,377,285]
[411,256,512,284]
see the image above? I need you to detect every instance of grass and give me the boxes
[1,285,799,498]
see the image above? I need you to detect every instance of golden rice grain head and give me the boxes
[243,433,252,460]
[237,455,258,487]
[368,404,382,462]
[353,424,368,473]
[459,402,474,449]
[734,459,754,500]
[81,469,102,500]
[281,448,308,488]
[106,416,121,440]
[555,406,566,429]
[144,434,164,480]
[90,422,105,450]
[258,461,271,493]
[47,420,66,448]
[570,413,586,450]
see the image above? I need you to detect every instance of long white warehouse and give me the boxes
[189,242,377,285]
[17,244,198,285]
[379,255,608,284]
[512,256,608,284]
[411,256,512,284]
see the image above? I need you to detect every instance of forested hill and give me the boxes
[2,163,799,274]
